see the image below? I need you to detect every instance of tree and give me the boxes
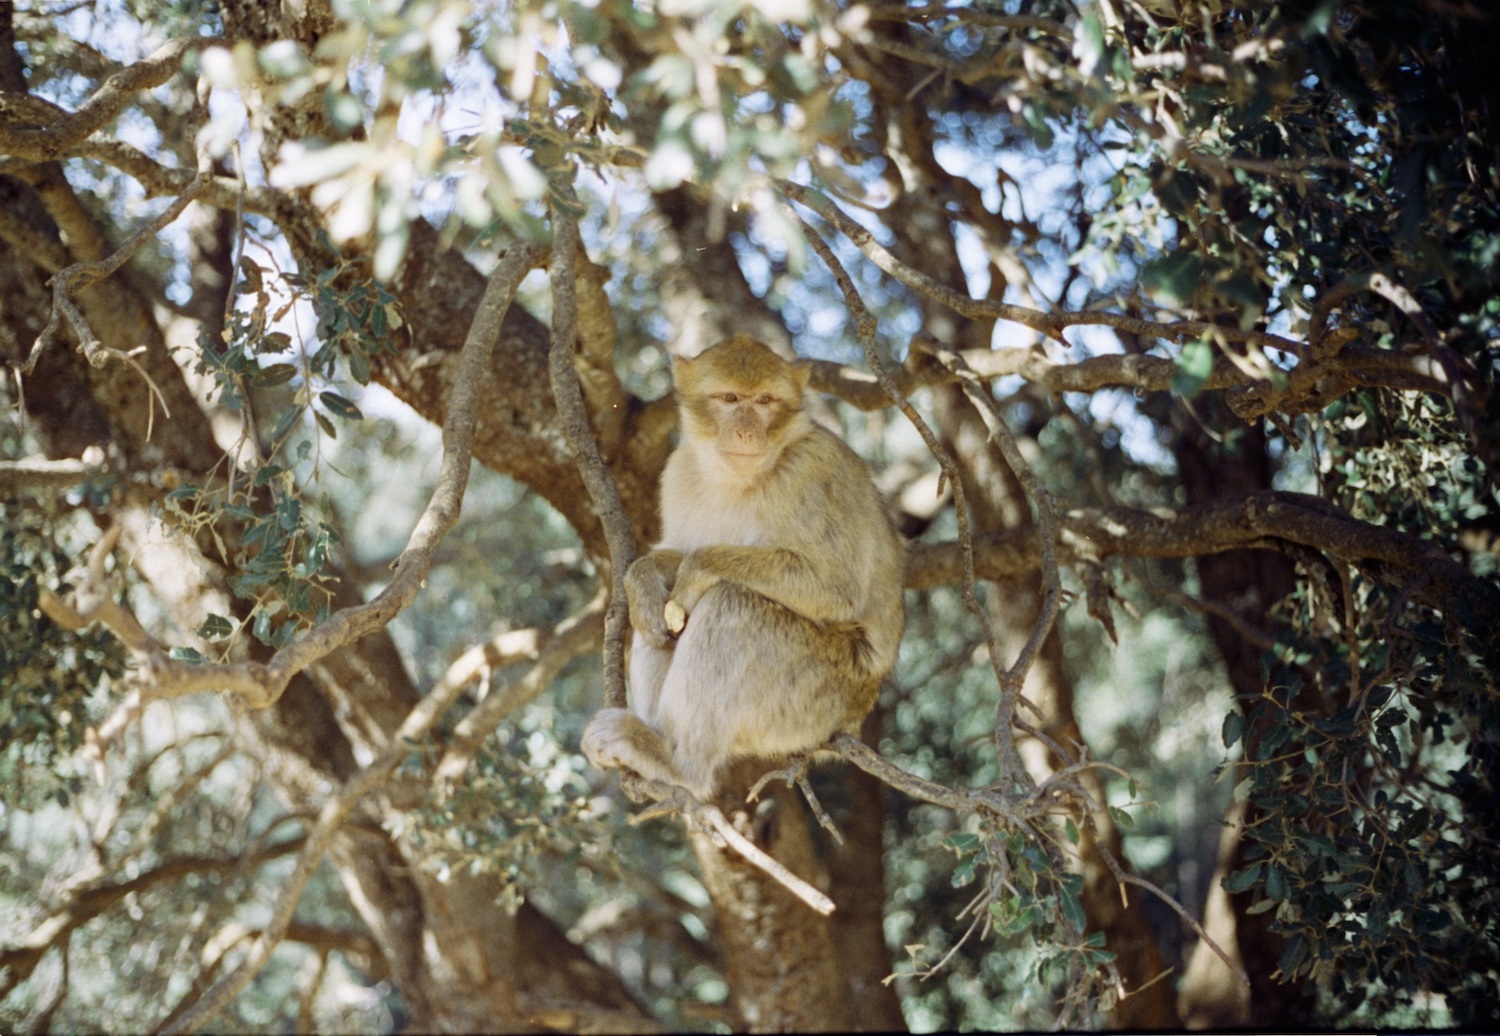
[3,0,1497,1030]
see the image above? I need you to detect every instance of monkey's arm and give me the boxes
[625,550,684,647]
[670,545,855,624]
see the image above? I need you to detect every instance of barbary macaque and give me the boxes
[581,334,905,798]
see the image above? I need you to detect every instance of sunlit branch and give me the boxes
[623,775,837,915]
[0,36,218,162]
[0,453,106,493]
[431,596,606,796]
[777,178,1305,356]
[45,245,546,715]
[0,837,305,1002]
[547,176,636,710]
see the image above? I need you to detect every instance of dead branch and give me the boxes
[914,340,1066,782]
[24,171,211,374]
[620,775,837,915]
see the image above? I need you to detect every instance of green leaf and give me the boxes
[270,405,303,444]
[1058,875,1086,930]
[256,363,298,386]
[318,390,363,420]
[1107,805,1134,829]
[1223,861,1262,894]
[1222,710,1246,748]
[1143,251,1203,308]
[1277,932,1307,978]
[1172,337,1214,397]
[196,614,237,640]
[1064,818,1080,845]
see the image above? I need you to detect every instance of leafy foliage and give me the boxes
[0,508,125,804]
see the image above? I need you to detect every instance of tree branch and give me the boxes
[907,492,1500,637]
[46,244,546,713]
[0,837,305,998]
[156,636,480,1035]
[0,36,215,162]
[547,176,636,710]
[778,178,1305,356]
[431,596,606,796]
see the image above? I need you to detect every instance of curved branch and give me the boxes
[547,177,636,709]
[0,36,217,162]
[25,171,212,373]
[0,837,305,998]
[49,244,546,711]
[906,492,1500,636]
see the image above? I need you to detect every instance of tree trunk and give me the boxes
[1171,410,1318,1028]
[695,764,850,1032]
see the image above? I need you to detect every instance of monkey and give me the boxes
[581,334,905,799]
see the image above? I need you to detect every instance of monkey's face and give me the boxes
[701,388,797,475]
[674,336,811,481]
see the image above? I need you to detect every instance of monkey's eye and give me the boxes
[716,392,740,404]
[755,394,776,406]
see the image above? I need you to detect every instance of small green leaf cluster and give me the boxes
[901,825,1118,1019]
[162,468,340,652]
[404,738,596,908]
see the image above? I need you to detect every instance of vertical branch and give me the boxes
[918,346,1064,759]
[546,176,635,709]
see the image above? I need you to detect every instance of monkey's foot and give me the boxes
[580,708,637,772]
[748,754,845,846]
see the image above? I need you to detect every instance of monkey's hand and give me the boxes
[665,553,721,625]
[626,553,681,648]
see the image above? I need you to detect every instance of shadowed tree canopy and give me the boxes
[2,0,1497,1031]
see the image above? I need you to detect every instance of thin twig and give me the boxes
[25,172,212,373]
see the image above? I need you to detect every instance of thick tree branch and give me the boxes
[0,36,214,161]
[907,492,1500,637]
